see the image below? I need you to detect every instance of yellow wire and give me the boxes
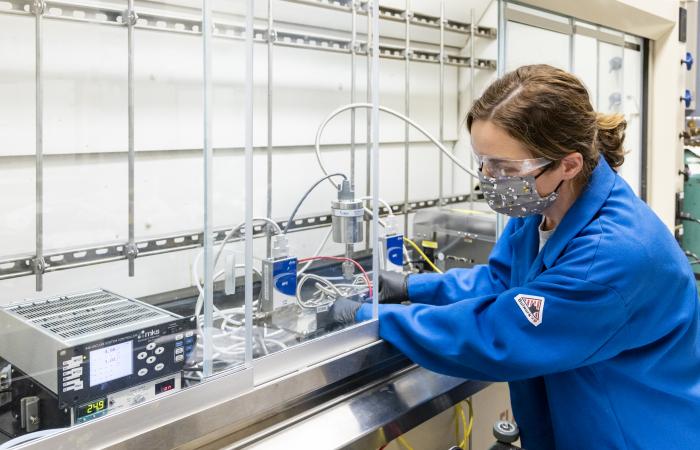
[458,403,468,448]
[403,237,443,274]
[454,404,461,445]
[467,399,474,437]
[459,399,474,449]
[397,435,414,450]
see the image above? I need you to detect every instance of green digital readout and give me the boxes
[77,398,107,418]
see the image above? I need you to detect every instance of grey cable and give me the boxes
[284,173,348,233]
[314,103,479,188]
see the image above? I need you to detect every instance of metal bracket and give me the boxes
[0,192,469,281]
[358,0,369,14]
[0,0,496,70]
[124,8,138,26]
[30,0,45,15]
[267,28,277,43]
[125,242,139,260]
[31,256,46,277]
[20,396,40,433]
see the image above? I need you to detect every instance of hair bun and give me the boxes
[595,113,626,169]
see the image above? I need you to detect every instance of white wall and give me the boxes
[0,0,489,302]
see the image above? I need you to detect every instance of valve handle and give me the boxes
[682,52,694,70]
[682,89,693,108]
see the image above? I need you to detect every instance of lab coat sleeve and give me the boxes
[405,219,517,306]
[356,264,629,381]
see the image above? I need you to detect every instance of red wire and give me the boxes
[297,256,373,297]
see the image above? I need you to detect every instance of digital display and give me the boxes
[155,378,176,395]
[77,398,107,418]
[89,341,133,387]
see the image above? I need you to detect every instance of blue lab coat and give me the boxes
[356,158,700,449]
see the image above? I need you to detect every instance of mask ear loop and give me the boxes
[533,165,565,196]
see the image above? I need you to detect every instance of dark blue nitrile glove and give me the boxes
[330,296,363,325]
[378,270,410,304]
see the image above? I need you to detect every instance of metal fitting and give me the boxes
[31,256,46,275]
[267,28,277,43]
[124,8,138,26]
[125,242,139,259]
[30,0,45,15]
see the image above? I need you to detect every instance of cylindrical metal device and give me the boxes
[331,180,364,244]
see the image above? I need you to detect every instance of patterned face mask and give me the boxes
[478,168,564,218]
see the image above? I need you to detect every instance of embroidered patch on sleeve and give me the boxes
[514,294,545,327]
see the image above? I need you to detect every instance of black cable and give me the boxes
[683,250,700,265]
[283,173,347,233]
[679,212,700,225]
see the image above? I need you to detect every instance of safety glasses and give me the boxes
[471,150,552,178]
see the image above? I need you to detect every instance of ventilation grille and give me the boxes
[8,290,171,340]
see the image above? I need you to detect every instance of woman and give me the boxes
[334,64,700,449]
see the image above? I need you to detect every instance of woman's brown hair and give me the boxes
[466,64,626,182]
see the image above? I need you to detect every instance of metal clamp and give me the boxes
[124,8,138,26]
[30,0,45,15]
[358,0,369,14]
[267,28,277,43]
[31,256,46,276]
[125,242,139,260]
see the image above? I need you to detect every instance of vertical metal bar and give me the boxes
[33,0,45,292]
[468,8,476,426]
[244,0,255,366]
[596,33,601,111]
[266,0,274,258]
[370,0,379,320]
[345,0,359,271]
[639,38,649,201]
[402,0,411,235]
[350,0,357,187]
[568,17,574,73]
[202,0,214,377]
[620,36,625,116]
[495,0,506,239]
[469,8,475,210]
[127,0,137,277]
[364,1,372,250]
[438,0,444,207]
[497,1,506,78]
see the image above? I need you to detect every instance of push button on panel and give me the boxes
[146,356,156,364]
[155,363,164,372]
[146,342,156,351]
[137,352,147,360]
[138,368,148,377]
[154,347,164,355]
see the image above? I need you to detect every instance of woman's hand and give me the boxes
[378,270,409,304]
